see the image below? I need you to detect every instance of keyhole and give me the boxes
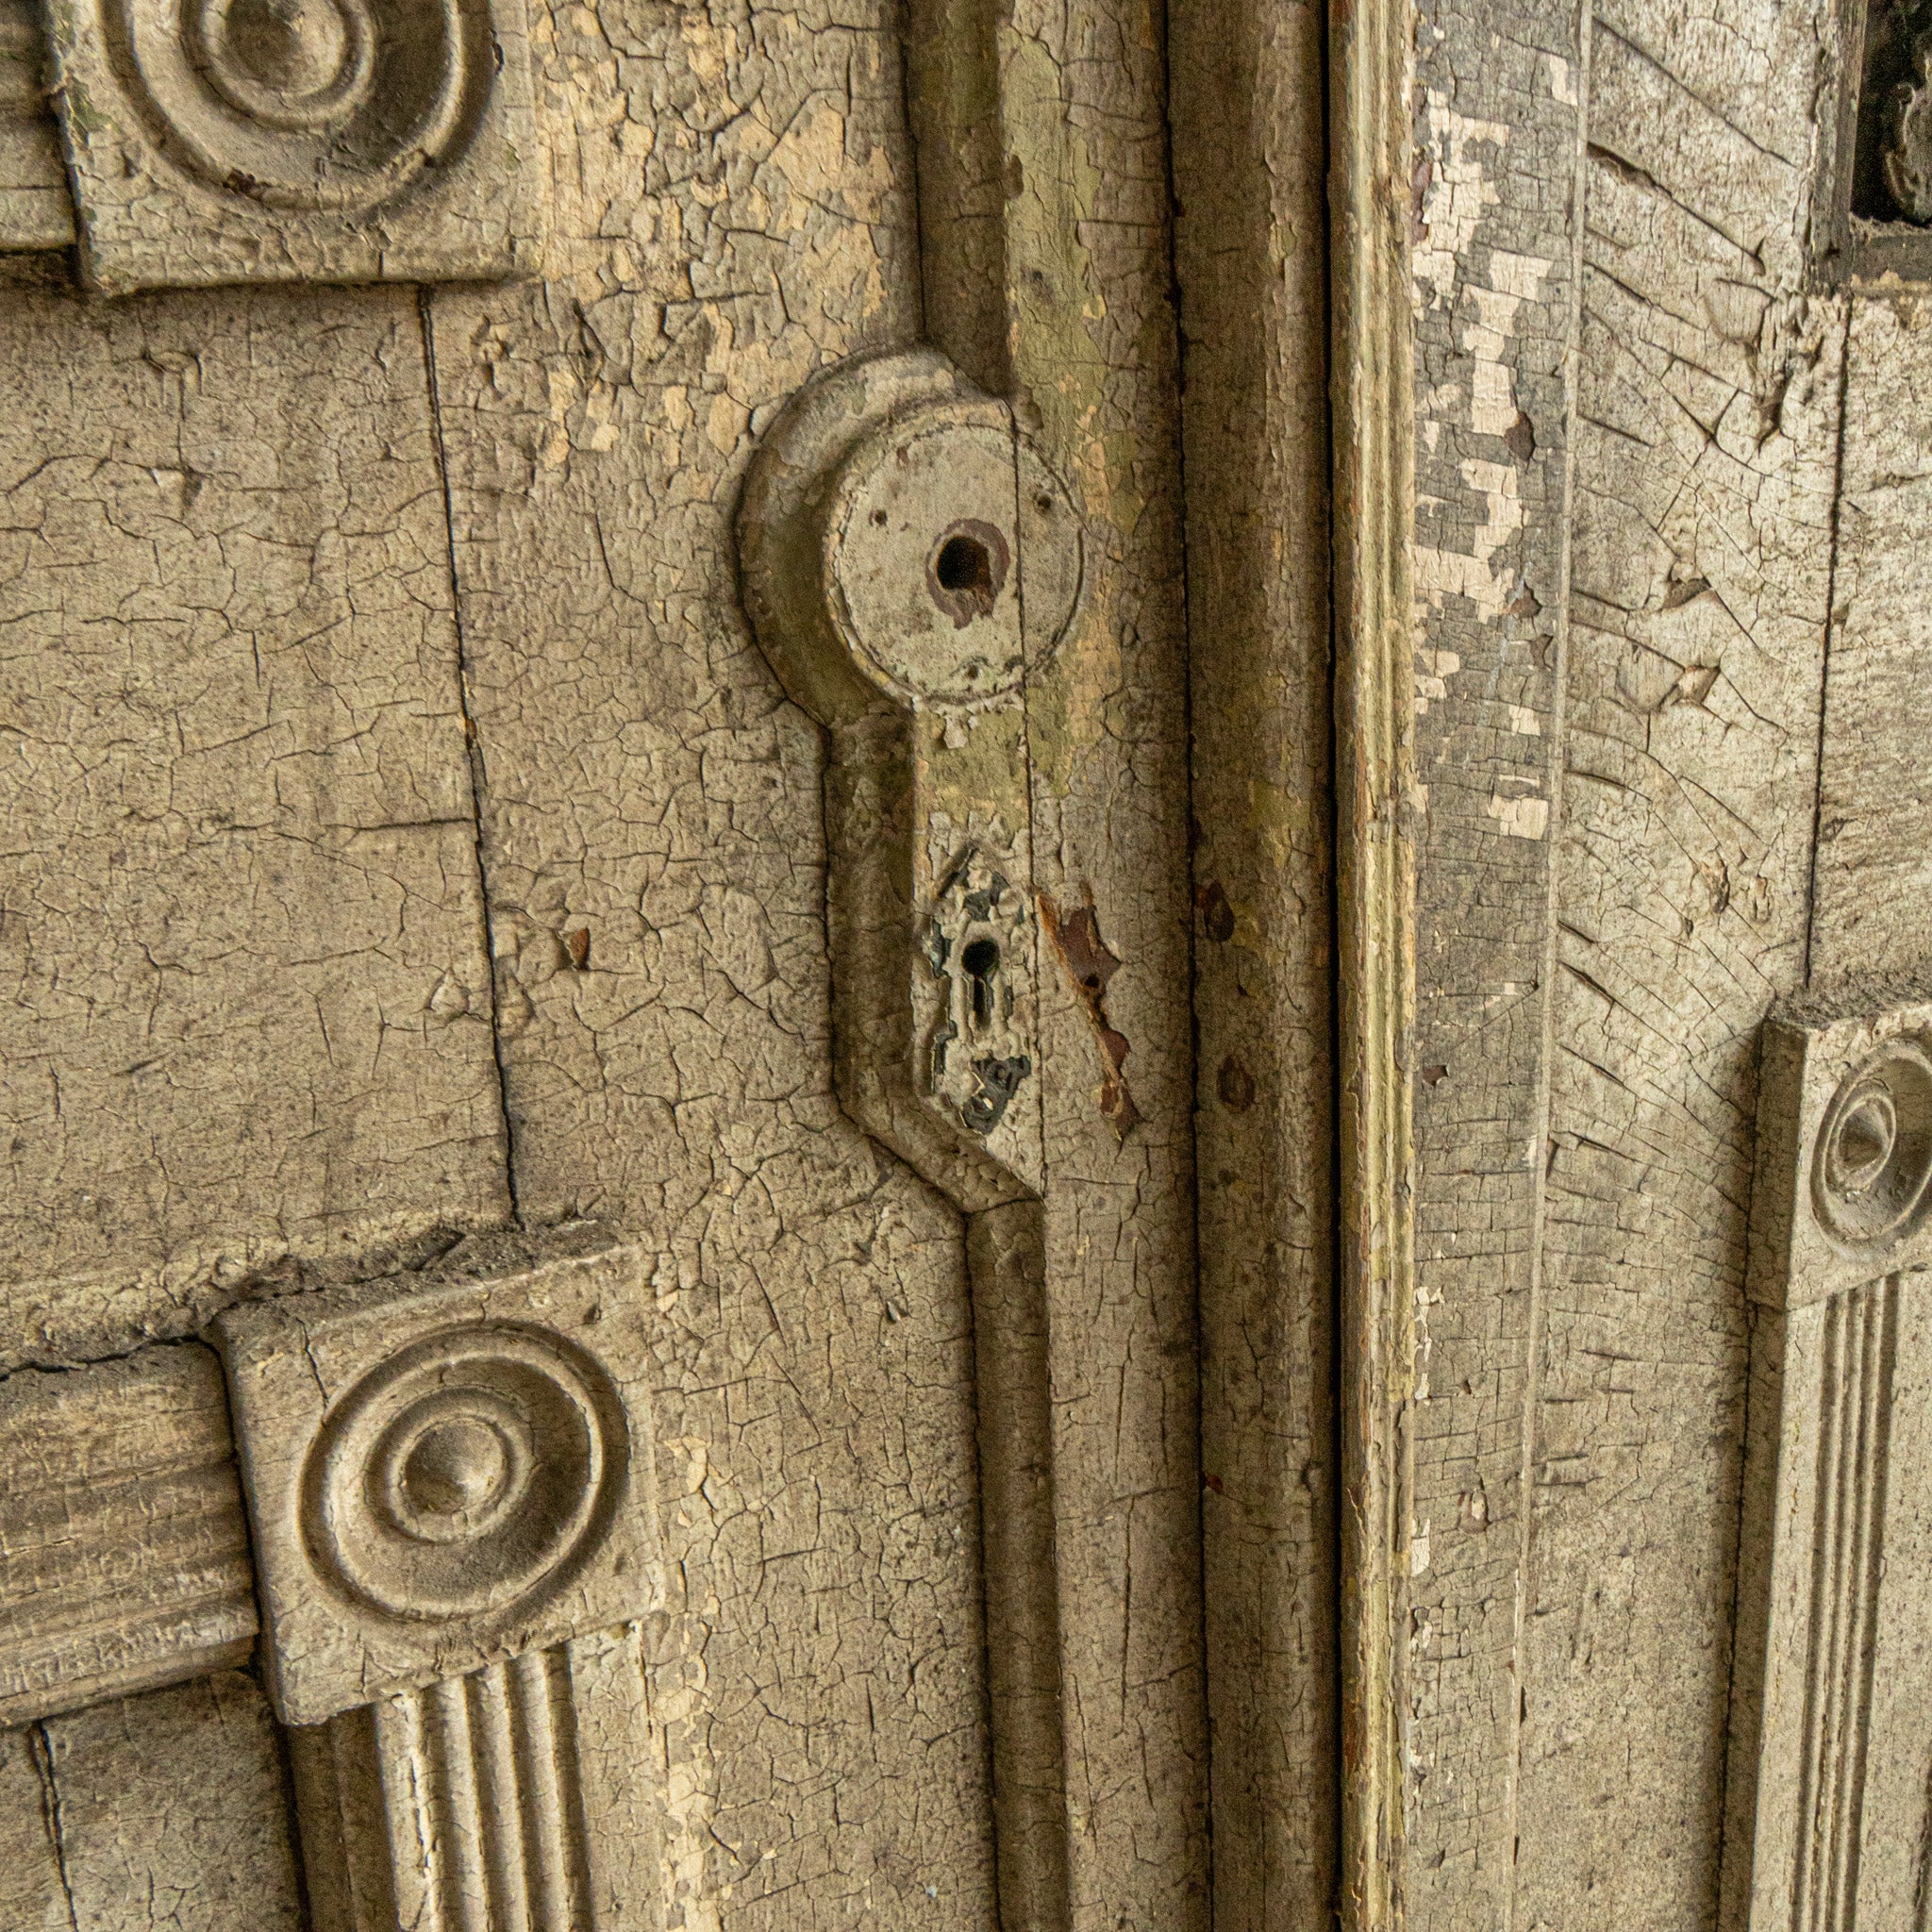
[962,938,1001,1031]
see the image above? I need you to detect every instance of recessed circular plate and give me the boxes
[825,414,1082,711]
[1811,1039,1932,1252]
[304,1322,625,1622]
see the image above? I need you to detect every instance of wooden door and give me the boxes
[0,0,1284,1918]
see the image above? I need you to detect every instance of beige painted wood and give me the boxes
[1724,993,1932,1932]
[1520,0,1840,1917]
[0,0,67,250]
[289,1628,661,1932]
[38,1673,306,1932]
[0,266,510,1371]
[415,1,1210,1927]
[1168,2,1338,1926]
[0,1343,252,1724]
[1812,298,1932,986]
[409,8,1004,1922]
[1401,0,1854,1925]
[0,1724,69,1931]
[1401,0,1585,1917]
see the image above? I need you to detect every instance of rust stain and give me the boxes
[1040,891,1141,1137]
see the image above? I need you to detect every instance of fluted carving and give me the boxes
[289,1628,661,1932]
[1727,995,1932,1932]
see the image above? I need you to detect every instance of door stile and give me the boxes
[900,2,1212,1927]
[1167,1,1342,1928]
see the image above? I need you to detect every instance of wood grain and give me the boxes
[0,1343,253,1726]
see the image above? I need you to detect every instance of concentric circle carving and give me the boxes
[1811,1040,1932,1252]
[304,1324,626,1623]
[111,0,483,210]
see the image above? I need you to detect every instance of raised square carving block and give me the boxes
[218,1228,659,1725]
[1749,987,1932,1310]
[45,0,540,292]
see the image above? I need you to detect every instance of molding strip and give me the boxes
[1727,992,1932,1931]
[288,1628,662,1932]
[0,1341,255,1725]
[1329,0,1419,1915]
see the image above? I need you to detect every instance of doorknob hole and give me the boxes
[936,534,993,593]
[926,519,1009,627]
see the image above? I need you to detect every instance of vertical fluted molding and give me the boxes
[967,1200,1073,1932]
[288,1630,661,1932]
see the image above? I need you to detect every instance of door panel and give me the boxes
[0,0,1209,1920]
[0,271,509,1365]
[38,1674,306,1932]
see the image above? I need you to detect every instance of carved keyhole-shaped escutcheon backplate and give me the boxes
[737,349,1084,1210]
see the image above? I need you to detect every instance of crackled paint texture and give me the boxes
[1407,0,1852,1917]
[0,0,1200,1915]
[1170,0,1337,1928]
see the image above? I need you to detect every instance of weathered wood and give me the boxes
[0,0,69,251]
[420,5,1005,1924]
[992,0,1212,1919]
[1724,991,1932,1932]
[1810,298,1932,987]
[38,1672,306,1932]
[1333,0,1424,1899]
[1403,0,1587,1909]
[289,1627,661,1932]
[218,1229,659,1725]
[1516,0,1841,1912]
[1169,0,1338,1924]
[0,267,510,1372]
[46,0,539,293]
[0,1343,253,1726]
[0,1724,68,1930]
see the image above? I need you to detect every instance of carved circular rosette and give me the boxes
[1811,1039,1932,1255]
[304,1323,627,1624]
[109,0,488,210]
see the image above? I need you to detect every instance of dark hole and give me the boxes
[1855,0,1932,221]
[962,938,1001,1029]
[935,535,994,597]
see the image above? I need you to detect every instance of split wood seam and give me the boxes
[1331,0,1420,1920]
